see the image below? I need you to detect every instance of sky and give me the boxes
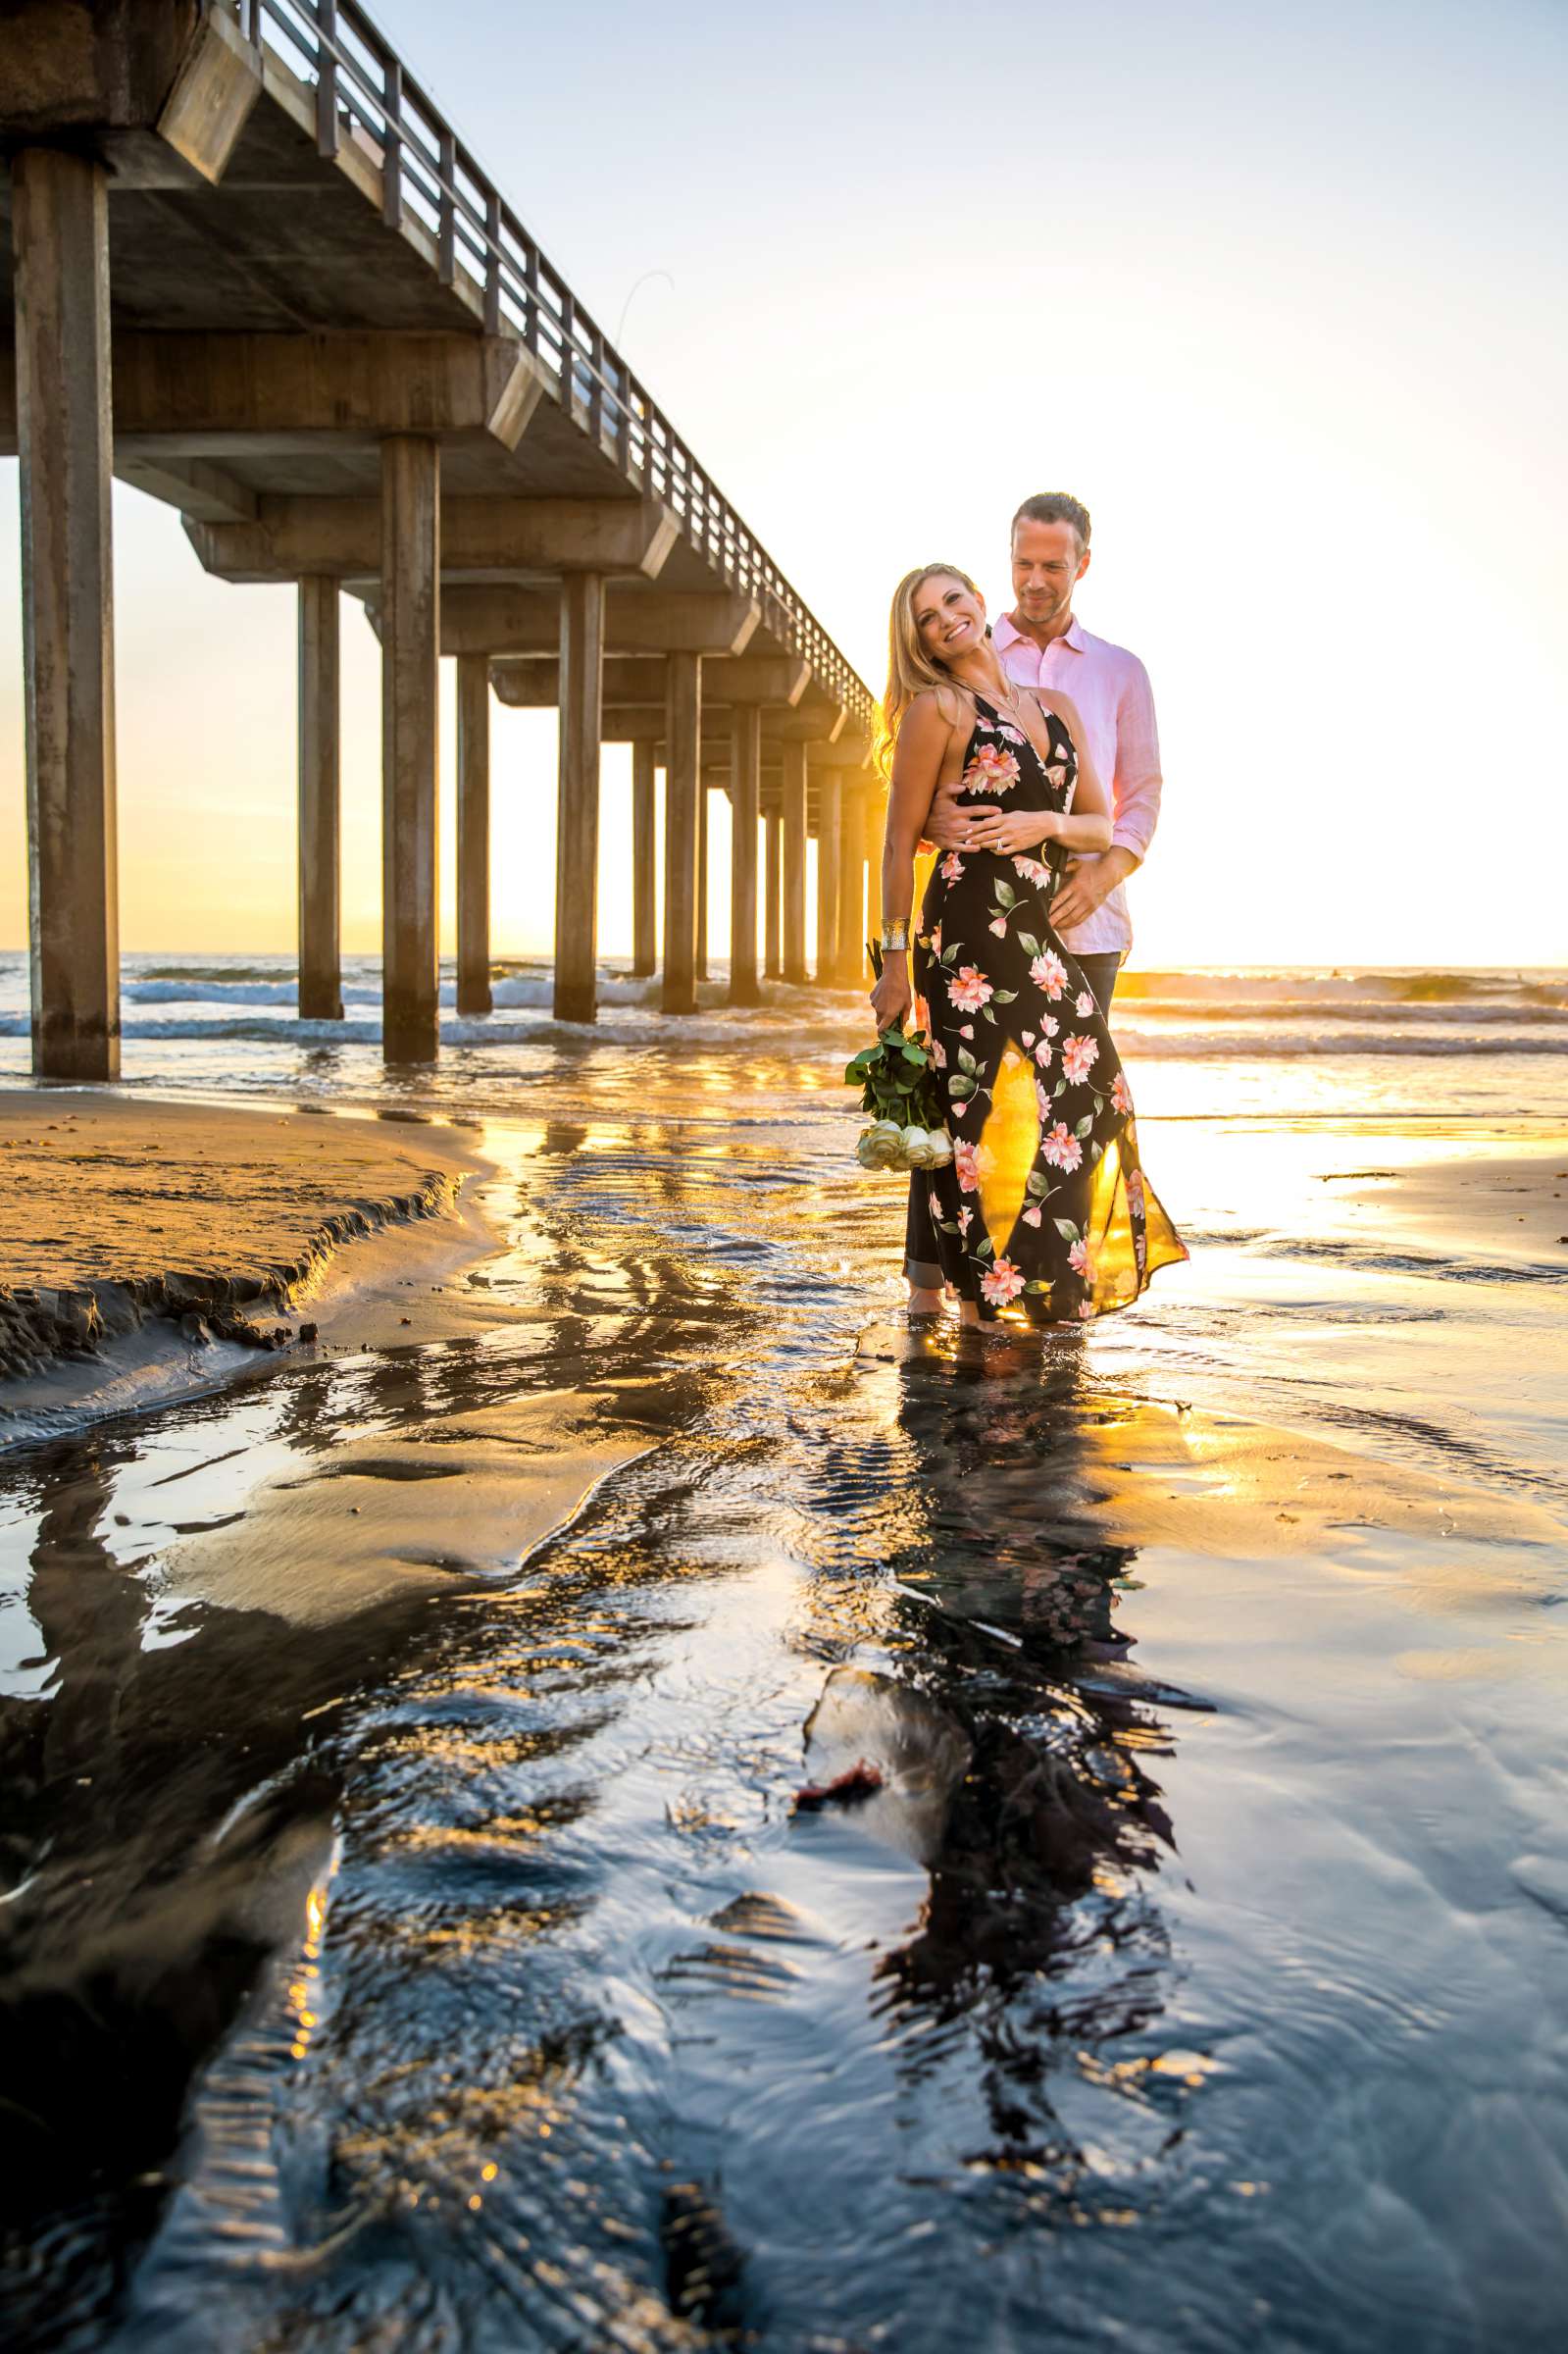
[2,0,1566,969]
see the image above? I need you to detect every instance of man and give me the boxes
[925,490,1162,1017]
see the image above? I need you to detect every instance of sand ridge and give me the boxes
[0,1092,481,1374]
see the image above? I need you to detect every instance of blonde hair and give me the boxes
[875,562,985,778]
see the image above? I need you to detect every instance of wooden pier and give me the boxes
[0,0,880,1074]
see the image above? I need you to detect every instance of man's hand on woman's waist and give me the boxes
[1049,844,1138,931]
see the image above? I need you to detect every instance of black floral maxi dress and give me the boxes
[903,689,1188,1324]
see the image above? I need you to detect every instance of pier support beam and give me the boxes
[456,651,491,1015]
[764,810,782,981]
[555,571,605,1023]
[782,741,808,984]
[837,782,866,987]
[815,771,841,986]
[729,706,762,1006]
[632,739,657,978]
[696,787,710,981]
[864,781,885,947]
[662,651,701,1013]
[297,577,342,1020]
[14,150,119,1081]
[380,435,441,1061]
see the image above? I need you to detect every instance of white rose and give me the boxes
[857,1124,903,1170]
[900,1125,935,1168]
[925,1130,954,1168]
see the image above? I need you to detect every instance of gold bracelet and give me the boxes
[880,920,909,952]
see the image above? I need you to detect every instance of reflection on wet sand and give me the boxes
[843,1333,1190,2205]
[2,1108,1566,2350]
[0,1430,351,2288]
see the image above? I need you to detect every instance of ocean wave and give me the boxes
[1117,969,1568,1010]
[125,978,324,1006]
[1127,998,1568,1028]
[93,964,1568,1017]
[119,973,660,1011]
[1112,1029,1568,1058]
[4,1008,1566,1059]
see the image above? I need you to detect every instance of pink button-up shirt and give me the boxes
[992,611,1162,960]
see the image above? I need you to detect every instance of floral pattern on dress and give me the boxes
[906,692,1188,1323]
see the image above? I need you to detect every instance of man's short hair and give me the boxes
[1011,492,1091,551]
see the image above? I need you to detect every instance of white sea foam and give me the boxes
[119,972,660,1012]
[3,1009,1562,1058]
[3,954,1567,1117]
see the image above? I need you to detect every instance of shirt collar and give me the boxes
[995,609,1087,653]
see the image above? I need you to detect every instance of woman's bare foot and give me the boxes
[906,1285,945,1315]
[958,1300,982,1328]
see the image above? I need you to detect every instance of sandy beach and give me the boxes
[0,1055,1564,2349]
[0,1094,506,1444]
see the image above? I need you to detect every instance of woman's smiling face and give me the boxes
[913,573,986,664]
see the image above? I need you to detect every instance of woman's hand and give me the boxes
[869,952,913,1032]
[962,805,1058,855]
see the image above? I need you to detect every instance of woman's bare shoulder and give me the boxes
[904,684,965,733]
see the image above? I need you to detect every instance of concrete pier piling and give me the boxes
[696,788,710,983]
[632,741,658,979]
[662,651,702,1015]
[764,811,783,981]
[782,742,809,985]
[815,772,841,987]
[14,149,120,1081]
[729,706,762,1006]
[864,781,885,947]
[836,780,866,987]
[297,577,344,1022]
[456,652,492,1016]
[380,435,441,1063]
[555,572,606,1023]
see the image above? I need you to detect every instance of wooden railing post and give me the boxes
[316,0,339,157]
[380,53,403,226]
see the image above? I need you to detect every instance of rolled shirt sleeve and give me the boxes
[1109,655,1162,864]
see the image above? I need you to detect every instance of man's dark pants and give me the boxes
[903,949,1122,1290]
[1073,954,1121,1024]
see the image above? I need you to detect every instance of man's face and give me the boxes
[1010,518,1089,630]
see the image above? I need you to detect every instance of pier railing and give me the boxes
[230,0,872,729]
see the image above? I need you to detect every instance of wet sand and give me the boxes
[0,1092,482,1298]
[1,1100,1566,2349]
[0,1094,504,1443]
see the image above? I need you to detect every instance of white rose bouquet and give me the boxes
[844,947,954,1175]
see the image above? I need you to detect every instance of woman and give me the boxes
[871,563,1186,1327]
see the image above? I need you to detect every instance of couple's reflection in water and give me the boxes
[2,1259,1199,2341]
[842,1321,1189,2186]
